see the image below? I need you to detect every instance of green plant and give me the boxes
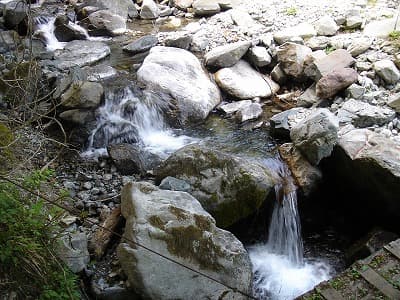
[389,30,400,40]
[286,6,297,16]
[325,46,336,54]
[0,170,80,299]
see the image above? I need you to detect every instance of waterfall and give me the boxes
[82,87,196,159]
[249,158,330,300]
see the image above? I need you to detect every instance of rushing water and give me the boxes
[249,160,331,300]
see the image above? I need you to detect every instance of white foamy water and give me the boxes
[249,159,331,299]
[83,88,196,160]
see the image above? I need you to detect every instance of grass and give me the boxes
[286,6,297,16]
[389,30,400,40]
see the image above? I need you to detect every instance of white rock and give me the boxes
[373,60,400,84]
[273,23,316,45]
[314,15,338,36]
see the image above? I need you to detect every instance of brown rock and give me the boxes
[316,67,358,99]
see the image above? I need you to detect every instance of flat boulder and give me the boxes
[155,144,276,228]
[137,46,221,123]
[54,40,110,70]
[117,181,253,299]
[204,41,251,68]
[215,60,279,99]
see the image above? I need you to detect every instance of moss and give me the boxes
[148,215,166,230]
[168,206,189,221]
[194,214,212,231]
[0,123,15,171]
[163,225,223,272]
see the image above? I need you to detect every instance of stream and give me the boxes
[39,16,342,300]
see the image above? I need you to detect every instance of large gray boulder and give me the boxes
[290,108,339,165]
[276,42,312,79]
[314,15,338,36]
[117,182,253,300]
[87,10,126,36]
[3,1,27,29]
[54,15,87,42]
[155,144,276,228]
[204,41,251,68]
[140,0,160,19]
[83,0,136,20]
[337,99,396,127]
[53,40,110,70]
[60,81,104,108]
[137,46,221,123]
[215,60,279,99]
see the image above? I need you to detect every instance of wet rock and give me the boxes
[159,176,191,192]
[347,37,372,57]
[56,231,90,273]
[279,143,322,196]
[246,46,272,68]
[83,0,137,20]
[346,229,398,263]
[290,108,339,165]
[218,100,252,115]
[140,0,160,19]
[337,99,396,127]
[84,65,118,81]
[164,32,192,50]
[316,67,358,99]
[215,60,279,99]
[87,10,126,36]
[204,41,251,68]
[155,144,276,228]
[305,49,355,81]
[270,107,308,139]
[107,143,146,175]
[53,40,110,70]
[117,181,253,299]
[388,93,400,113]
[192,0,221,17]
[273,23,316,45]
[235,102,263,123]
[137,46,221,123]
[59,109,95,125]
[297,84,321,108]
[54,15,87,42]
[123,35,158,54]
[314,15,338,36]
[61,81,104,108]
[373,60,400,85]
[276,42,312,79]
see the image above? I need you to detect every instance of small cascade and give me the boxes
[83,87,196,159]
[249,158,330,300]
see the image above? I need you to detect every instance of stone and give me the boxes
[297,84,321,108]
[53,40,110,70]
[137,46,221,123]
[364,17,400,38]
[54,15,87,42]
[337,99,396,127]
[373,60,400,85]
[117,182,253,299]
[347,37,372,57]
[345,84,365,100]
[236,102,263,123]
[305,49,355,80]
[230,9,265,35]
[279,143,322,196]
[89,207,122,259]
[107,143,146,175]
[192,0,221,16]
[56,231,90,273]
[204,41,251,68]
[155,144,276,228]
[215,60,279,99]
[345,9,363,29]
[316,67,358,99]
[273,23,316,45]
[246,46,272,67]
[290,108,339,165]
[305,36,330,50]
[140,0,160,19]
[164,32,192,50]
[276,42,312,79]
[59,109,95,125]
[218,100,252,115]
[3,0,27,29]
[303,50,327,76]
[87,10,126,36]
[159,176,191,192]
[83,0,137,20]
[123,35,158,54]
[388,93,400,113]
[61,81,104,108]
[314,15,338,36]
[172,0,194,10]
[271,63,287,84]
[270,107,308,139]
[84,65,118,81]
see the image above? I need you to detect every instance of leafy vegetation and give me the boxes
[0,170,81,299]
[286,6,297,16]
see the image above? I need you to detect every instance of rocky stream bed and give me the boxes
[1,0,400,299]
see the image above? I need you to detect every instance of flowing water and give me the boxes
[249,160,331,300]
